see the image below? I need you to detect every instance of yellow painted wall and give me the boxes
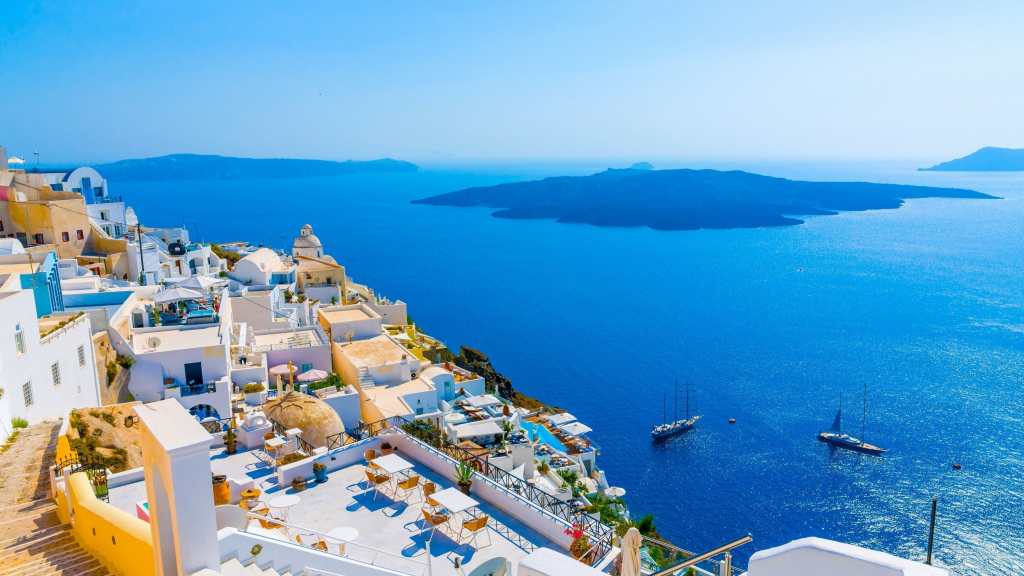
[57,472,156,576]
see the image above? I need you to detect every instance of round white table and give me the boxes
[324,526,359,556]
[268,494,301,522]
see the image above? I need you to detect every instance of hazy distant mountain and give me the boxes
[413,168,995,231]
[629,162,654,170]
[919,147,1024,171]
[95,153,418,181]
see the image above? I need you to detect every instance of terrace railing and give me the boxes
[268,416,318,456]
[643,534,752,576]
[370,417,616,564]
[180,382,217,397]
[198,416,231,435]
[53,452,110,502]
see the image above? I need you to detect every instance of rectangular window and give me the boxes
[302,363,313,373]
[16,232,26,243]
[76,230,84,240]
[51,362,61,387]
[0,221,4,231]
[100,211,109,221]
[78,345,86,367]
[22,380,33,408]
[62,232,70,242]
[14,323,25,354]
[34,233,43,245]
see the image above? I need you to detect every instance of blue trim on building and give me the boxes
[20,251,64,317]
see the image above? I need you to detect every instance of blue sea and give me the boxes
[117,161,1024,575]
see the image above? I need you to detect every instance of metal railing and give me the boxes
[40,313,87,344]
[198,416,231,435]
[180,382,217,397]
[53,453,110,502]
[644,534,752,576]
[87,195,123,204]
[295,435,317,456]
[391,417,615,563]
[240,511,428,575]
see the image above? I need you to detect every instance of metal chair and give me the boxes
[364,469,392,500]
[459,515,492,548]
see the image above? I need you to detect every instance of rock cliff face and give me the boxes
[454,346,514,399]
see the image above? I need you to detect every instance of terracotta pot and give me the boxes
[225,442,237,455]
[381,446,393,455]
[457,481,471,496]
[291,477,307,492]
[212,476,231,505]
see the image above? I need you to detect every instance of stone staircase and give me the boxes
[356,366,375,390]
[0,499,110,576]
[220,556,306,576]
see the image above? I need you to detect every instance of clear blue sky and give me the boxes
[2,1,1023,165]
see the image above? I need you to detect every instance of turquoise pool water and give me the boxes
[521,420,567,452]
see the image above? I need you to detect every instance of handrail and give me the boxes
[241,511,427,569]
[40,313,87,344]
[648,535,753,576]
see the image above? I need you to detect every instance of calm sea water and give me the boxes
[117,162,1024,575]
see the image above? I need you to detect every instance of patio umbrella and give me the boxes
[173,275,226,290]
[621,527,642,576]
[560,422,593,436]
[297,369,329,383]
[268,364,298,376]
[152,287,206,304]
[605,486,627,498]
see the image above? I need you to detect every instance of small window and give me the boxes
[22,380,33,408]
[14,323,25,355]
[34,234,43,245]
[100,211,109,221]
[78,345,86,367]
[51,362,61,387]
[0,221,4,231]
[76,230,84,240]
[62,232,70,242]
[301,363,313,373]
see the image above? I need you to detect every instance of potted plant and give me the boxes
[380,440,393,455]
[565,523,591,562]
[223,428,238,454]
[243,383,266,406]
[291,475,307,492]
[454,460,475,495]
[537,459,550,475]
[212,474,231,505]
[313,461,327,483]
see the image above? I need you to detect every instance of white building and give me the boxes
[318,302,383,342]
[229,248,296,287]
[291,224,325,259]
[0,288,101,442]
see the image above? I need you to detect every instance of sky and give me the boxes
[2,1,1023,166]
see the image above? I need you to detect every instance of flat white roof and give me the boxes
[134,324,225,354]
[452,420,503,438]
[367,377,435,418]
[465,394,502,408]
[322,307,375,323]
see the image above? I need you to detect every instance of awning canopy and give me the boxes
[452,420,503,439]
[546,412,577,426]
[152,287,206,304]
[173,275,226,290]
[464,394,502,409]
[297,369,329,382]
[560,422,593,436]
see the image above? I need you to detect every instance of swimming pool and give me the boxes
[521,420,567,452]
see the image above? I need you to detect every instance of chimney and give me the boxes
[0,147,7,170]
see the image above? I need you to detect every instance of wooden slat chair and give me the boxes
[396,474,421,502]
[364,469,392,500]
[459,515,492,548]
[421,508,450,538]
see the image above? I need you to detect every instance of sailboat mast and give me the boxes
[862,383,867,442]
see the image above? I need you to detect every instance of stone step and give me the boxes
[221,558,252,576]
[0,525,71,556]
[0,532,77,564]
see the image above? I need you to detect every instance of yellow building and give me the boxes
[295,254,346,304]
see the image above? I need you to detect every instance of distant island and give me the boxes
[412,167,995,231]
[920,147,1024,171]
[95,153,418,181]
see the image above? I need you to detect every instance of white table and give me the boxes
[372,453,414,475]
[431,487,479,515]
[268,494,301,521]
[324,526,359,556]
[265,437,286,462]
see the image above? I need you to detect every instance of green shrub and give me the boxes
[106,361,118,386]
[11,417,28,429]
[242,383,266,394]
[312,462,326,472]
[117,354,136,369]
[278,453,307,466]
[218,271,228,277]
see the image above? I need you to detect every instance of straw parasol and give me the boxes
[621,527,642,576]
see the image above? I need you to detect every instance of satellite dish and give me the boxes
[147,337,161,349]
[344,329,355,343]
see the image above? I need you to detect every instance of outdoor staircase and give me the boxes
[0,499,110,576]
[220,556,306,576]
[357,366,375,390]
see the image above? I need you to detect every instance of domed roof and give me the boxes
[263,391,346,447]
[293,223,322,249]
